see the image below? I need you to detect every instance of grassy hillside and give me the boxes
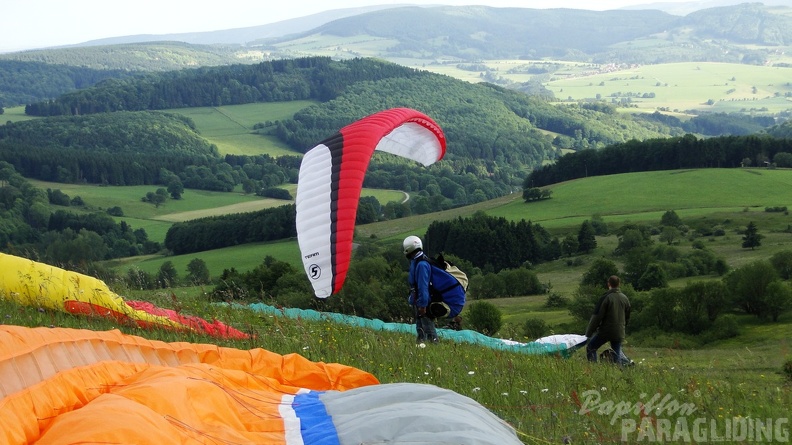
[1,269,789,445]
[163,101,318,156]
[113,168,792,291]
[544,61,792,115]
[32,178,404,245]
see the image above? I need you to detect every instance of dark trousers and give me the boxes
[586,333,626,364]
[414,306,438,343]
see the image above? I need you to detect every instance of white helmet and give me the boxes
[403,235,423,256]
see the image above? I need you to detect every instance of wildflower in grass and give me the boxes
[520,390,528,395]
[473,387,480,392]
[541,388,549,393]
[501,392,509,396]
[468,371,475,375]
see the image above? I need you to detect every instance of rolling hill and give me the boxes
[2,3,791,111]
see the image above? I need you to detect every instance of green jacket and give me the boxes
[585,288,631,340]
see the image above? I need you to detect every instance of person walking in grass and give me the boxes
[585,275,633,366]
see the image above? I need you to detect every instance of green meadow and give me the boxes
[1,105,37,123]
[2,281,789,445]
[543,61,792,114]
[488,168,792,227]
[163,101,317,156]
[399,59,792,115]
[113,167,792,304]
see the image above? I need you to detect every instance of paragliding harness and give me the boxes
[411,253,468,319]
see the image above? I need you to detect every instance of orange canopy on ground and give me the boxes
[0,325,378,444]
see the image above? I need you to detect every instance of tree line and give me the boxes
[526,132,792,188]
[164,205,297,255]
[0,162,159,268]
[567,250,791,347]
[24,57,428,116]
[0,60,137,107]
[423,212,562,272]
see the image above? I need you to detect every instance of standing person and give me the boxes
[403,235,465,343]
[585,275,632,365]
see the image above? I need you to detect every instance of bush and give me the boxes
[697,314,740,344]
[522,318,549,339]
[544,293,568,308]
[466,301,503,336]
[629,327,698,349]
[106,206,124,216]
[783,358,792,382]
[580,258,619,287]
[567,285,603,323]
[259,187,292,200]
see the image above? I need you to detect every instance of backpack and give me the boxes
[416,253,468,294]
[434,254,469,291]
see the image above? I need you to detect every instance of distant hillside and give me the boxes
[2,4,790,108]
[264,3,792,63]
[0,42,255,72]
[291,6,677,59]
[680,2,792,45]
[73,5,411,47]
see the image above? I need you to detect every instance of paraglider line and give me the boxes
[165,415,250,445]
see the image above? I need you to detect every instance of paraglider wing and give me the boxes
[0,326,523,444]
[0,252,249,339]
[296,108,446,298]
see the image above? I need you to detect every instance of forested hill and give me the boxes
[2,4,789,107]
[303,6,677,59]
[22,57,680,165]
[0,111,220,186]
[266,3,792,63]
[0,60,138,108]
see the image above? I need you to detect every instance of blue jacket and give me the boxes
[408,251,466,318]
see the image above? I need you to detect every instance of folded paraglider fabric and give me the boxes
[0,325,522,445]
[249,302,584,357]
[0,252,248,339]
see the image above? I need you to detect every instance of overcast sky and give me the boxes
[2,0,698,53]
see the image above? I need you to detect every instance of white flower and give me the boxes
[501,392,509,396]
[468,371,475,375]
[302,346,309,350]
[472,387,481,392]
[520,390,528,395]
[418,343,426,348]
[600,386,607,391]
[541,388,549,393]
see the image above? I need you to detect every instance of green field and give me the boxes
[488,168,792,227]
[2,280,789,445]
[115,167,792,307]
[543,61,792,114]
[1,105,37,123]
[395,59,792,115]
[163,101,317,156]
